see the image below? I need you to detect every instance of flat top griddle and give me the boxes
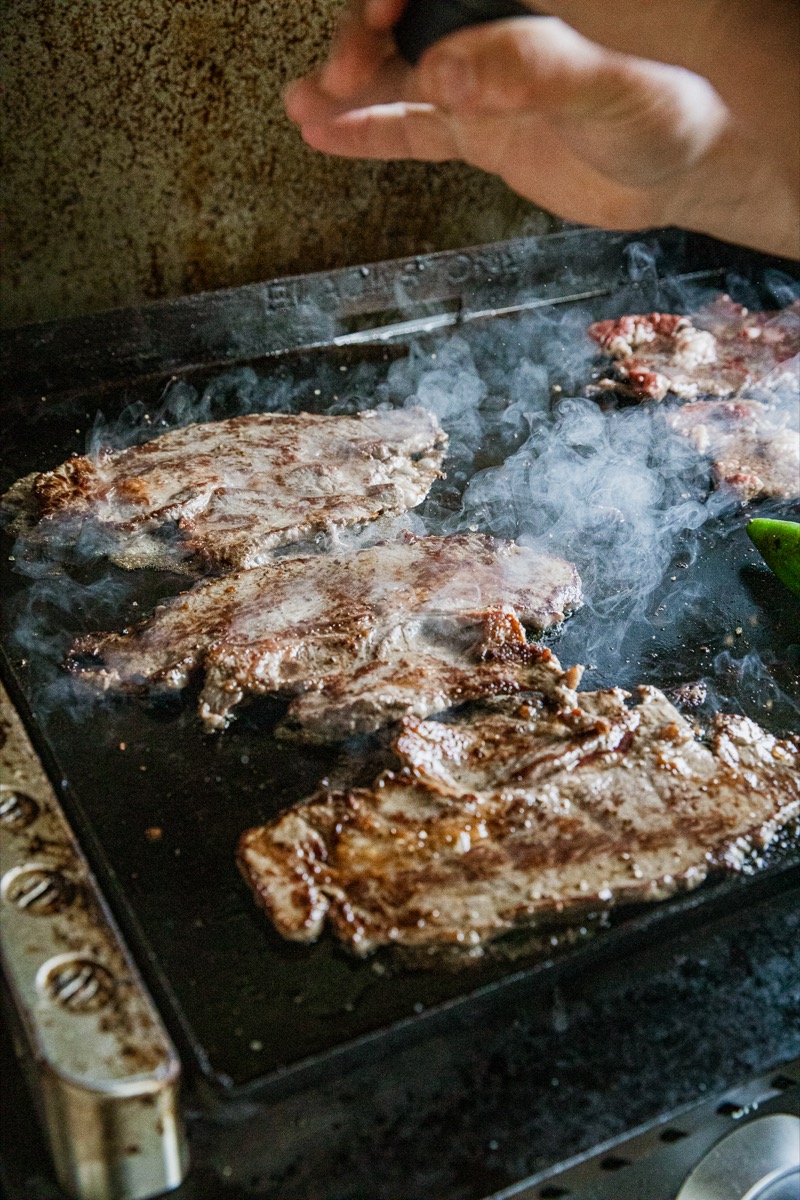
[1,228,798,1100]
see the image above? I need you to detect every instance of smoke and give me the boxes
[86,371,290,455]
[5,246,799,732]
[6,562,146,722]
[445,397,724,660]
[703,651,800,730]
[365,323,726,677]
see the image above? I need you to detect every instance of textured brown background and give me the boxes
[0,0,553,328]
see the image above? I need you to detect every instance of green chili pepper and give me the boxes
[746,518,800,597]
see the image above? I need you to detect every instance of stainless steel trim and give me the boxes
[331,268,726,348]
[676,1113,800,1200]
[487,1062,800,1200]
[0,682,189,1200]
[1,227,716,401]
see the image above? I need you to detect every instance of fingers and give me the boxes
[289,15,728,191]
[299,103,462,164]
[297,98,658,232]
[317,3,397,100]
[413,16,718,134]
[289,18,619,129]
[313,0,409,102]
[297,0,796,168]
[363,0,407,30]
[285,54,416,127]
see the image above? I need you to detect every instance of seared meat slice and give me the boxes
[238,687,799,957]
[68,533,582,737]
[664,398,800,502]
[1,408,447,572]
[589,296,800,402]
[276,610,583,743]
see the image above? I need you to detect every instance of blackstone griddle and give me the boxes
[1,226,799,1200]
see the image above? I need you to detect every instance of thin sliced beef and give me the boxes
[238,686,799,958]
[68,533,582,738]
[1,408,447,572]
[589,296,800,402]
[276,609,583,743]
[664,398,800,502]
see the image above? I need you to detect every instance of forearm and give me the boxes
[529,0,800,163]
[661,125,800,261]
[290,2,799,259]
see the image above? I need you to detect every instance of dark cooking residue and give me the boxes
[0,256,798,1079]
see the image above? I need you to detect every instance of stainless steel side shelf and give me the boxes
[0,682,188,1200]
[488,1061,800,1200]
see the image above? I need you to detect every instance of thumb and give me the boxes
[413,17,612,115]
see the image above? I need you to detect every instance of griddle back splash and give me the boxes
[1,228,798,1098]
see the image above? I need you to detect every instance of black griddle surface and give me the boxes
[1,235,799,1097]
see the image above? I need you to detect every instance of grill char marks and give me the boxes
[1,408,447,572]
[67,533,582,739]
[589,296,800,403]
[237,688,799,958]
[278,609,584,743]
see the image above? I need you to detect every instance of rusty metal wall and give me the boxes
[0,0,554,328]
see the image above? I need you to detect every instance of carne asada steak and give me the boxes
[68,533,582,738]
[588,296,800,402]
[1,408,447,572]
[664,398,800,502]
[238,686,799,957]
[274,608,583,743]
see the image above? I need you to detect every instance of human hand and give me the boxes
[285,1,799,259]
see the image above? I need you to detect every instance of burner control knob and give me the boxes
[677,1113,800,1200]
[2,864,76,914]
[39,956,116,1012]
[0,785,39,831]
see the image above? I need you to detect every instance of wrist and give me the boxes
[537,1,799,151]
[661,127,800,261]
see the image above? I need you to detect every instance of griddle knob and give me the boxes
[393,0,538,65]
[3,864,76,915]
[676,1113,800,1200]
[0,785,39,831]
